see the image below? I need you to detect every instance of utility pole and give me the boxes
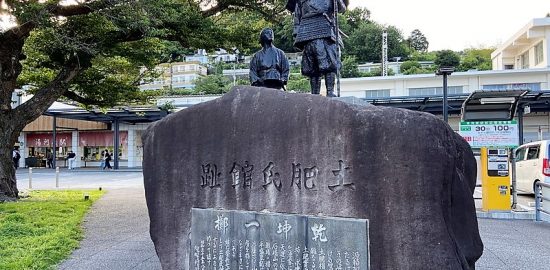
[382,29,388,77]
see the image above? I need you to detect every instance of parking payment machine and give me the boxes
[481,147,511,211]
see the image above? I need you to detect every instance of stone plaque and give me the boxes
[190,208,369,270]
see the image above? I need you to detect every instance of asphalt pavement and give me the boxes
[12,169,550,270]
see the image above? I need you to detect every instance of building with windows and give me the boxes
[320,17,550,143]
[337,68,549,99]
[492,17,550,70]
[15,99,161,169]
[185,49,209,64]
[358,61,434,75]
[139,61,207,91]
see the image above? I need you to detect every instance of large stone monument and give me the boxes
[143,86,483,269]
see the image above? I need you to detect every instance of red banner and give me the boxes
[79,131,128,147]
[26,133,72,147]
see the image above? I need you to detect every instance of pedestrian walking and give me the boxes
[67,150,76,170]
[103,150,112,170]
[12,148,21,169]
[100,150,105,169]
[46,150,53,168]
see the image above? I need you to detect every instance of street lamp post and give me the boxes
[436,66,455,123]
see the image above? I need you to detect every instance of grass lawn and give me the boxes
[0,190,105,270]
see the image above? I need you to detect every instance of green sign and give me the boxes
[458,120,518,148]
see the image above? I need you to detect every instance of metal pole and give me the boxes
[233,61,236,86]
[333,0,341,97]
[52,114,57,168]
[28,167,32,189]
[535,182,542,221]
[443,73,448,123]
[114,118,120,170]
[55,167,59,188]
[511,149,518,209]
[518,107,524,145]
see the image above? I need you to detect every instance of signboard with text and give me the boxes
[459,120,518,148]
[190,208,370,270]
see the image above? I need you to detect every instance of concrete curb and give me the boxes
[476,210,535,220]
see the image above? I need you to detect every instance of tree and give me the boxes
[408,51,437,62]
[434,50,461,68]
[407,29,429,52]
[194,75,232,94]
[215,11,271,55]
[345,22,409,63]
[400,61,421,74]
[342,7,371,31]
[273,16,297,53]
[341,56,362,78]
[286,74,310,93]
[0,0,285,201]
[458,47,494,71]
[399,61,434,75]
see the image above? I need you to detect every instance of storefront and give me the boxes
[25,133,72,167]
[79,131,128,167]
[16,104,167,169]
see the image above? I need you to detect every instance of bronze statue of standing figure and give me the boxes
[286,0,347,97]
[249,28,290,90]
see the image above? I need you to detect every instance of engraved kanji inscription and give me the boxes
[190,209,368,269]
[262,162,282,191]
[242,161,253,188]
[276,220,292,240]
[291,163,302,189]
[329,160,355,191]
[231,161,254,188]
[292,163,318,190]
[303,166,318,190]
[215,214,229,234]
[311,223,328,242]
[201,163,221,188]
[230,162,242,187]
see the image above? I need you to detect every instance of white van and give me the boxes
[514,140,550,194]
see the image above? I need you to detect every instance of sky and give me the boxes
[350,0,550,51]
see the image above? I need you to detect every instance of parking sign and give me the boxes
[459,121,518,148]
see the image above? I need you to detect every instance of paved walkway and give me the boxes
[57,188,161,270]
[55,185,550,270]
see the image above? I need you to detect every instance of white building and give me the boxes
[212,49,240,63]
[337,68,549,99]
[185,49,209,64]
[492,17,550,70]
[139,61,207,91]
[358,61,434,75]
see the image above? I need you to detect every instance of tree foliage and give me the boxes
[407,29,429,52]
[408,51,437,62]
[458,48,494,71]
[341,56,362,78]
[214,11,272,55]
[273,16,297,53]
[286,73,310,93]
[194,74,232,94]
[434,50,461,68]
[0,0,287,200]
[399,60,433,75]
[344,23,409,63]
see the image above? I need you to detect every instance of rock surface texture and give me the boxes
[142,86,483,270]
